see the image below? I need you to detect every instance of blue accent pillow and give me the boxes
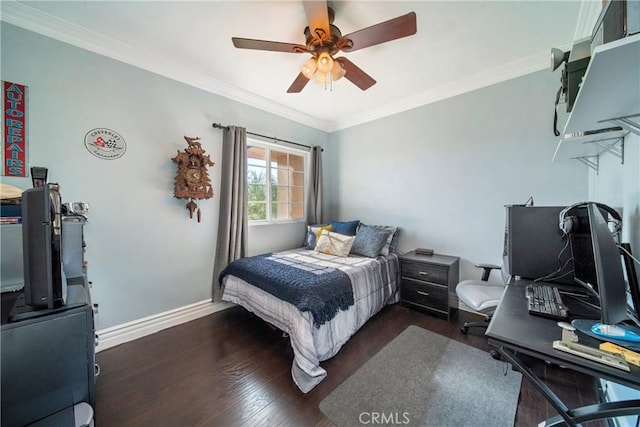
[350,224,393,258]
[329,220,360,236]
[365,224,399,255]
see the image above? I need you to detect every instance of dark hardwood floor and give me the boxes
[95,304,605,426]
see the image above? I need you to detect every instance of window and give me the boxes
[247,141,306,222]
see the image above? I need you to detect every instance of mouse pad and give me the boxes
[572,319,640,352]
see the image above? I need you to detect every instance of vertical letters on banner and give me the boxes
[2,81,28,177]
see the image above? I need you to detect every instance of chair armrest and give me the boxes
[474,263,502,281]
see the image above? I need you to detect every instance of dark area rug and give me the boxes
[319,325,522,426]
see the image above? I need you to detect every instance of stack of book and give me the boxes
[1,183,23,224]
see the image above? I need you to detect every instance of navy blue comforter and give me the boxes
[219,253,353,327]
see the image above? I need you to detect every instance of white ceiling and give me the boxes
[1,1,593,132]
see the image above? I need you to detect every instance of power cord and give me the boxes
[534,257,573,283]
[533,238,571,283]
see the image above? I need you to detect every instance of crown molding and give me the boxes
[1,0,579,134]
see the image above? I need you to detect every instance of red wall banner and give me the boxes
[2,81,28,177]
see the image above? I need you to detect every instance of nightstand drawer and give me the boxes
[401,278,448,311]
[401,261,449,285]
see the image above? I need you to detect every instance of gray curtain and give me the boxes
[306,145,323,225]
[212,126,248,302]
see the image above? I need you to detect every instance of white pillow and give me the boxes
[314,230,355,257]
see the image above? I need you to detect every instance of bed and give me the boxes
[219,241,401,393]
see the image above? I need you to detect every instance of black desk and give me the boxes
[486,280,640,426]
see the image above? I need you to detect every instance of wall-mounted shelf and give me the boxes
[553,33,640,168]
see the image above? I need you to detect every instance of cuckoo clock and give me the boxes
[172,136,214,222]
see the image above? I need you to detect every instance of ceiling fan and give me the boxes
[231,1,417,93]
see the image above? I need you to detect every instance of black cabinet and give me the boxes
[1,218,95,427]
[399,251,460,320]
[1,281,95,427]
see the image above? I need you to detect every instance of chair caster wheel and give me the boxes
[490,350,501,360]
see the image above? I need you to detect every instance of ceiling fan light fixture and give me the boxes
[301,57,317,79]
[316,71,329,84]
[316,51,334,73]
[331,60,345,81]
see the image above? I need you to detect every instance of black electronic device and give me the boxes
[566,57,590,113]
[583,203,628,326]
[526,283,569,320]
[503,205,575,284]
[21,183,65,309]
[30,166,48,188]
[591,0,640,53]
[557,202,621,296]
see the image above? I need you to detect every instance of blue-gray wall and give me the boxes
[1,23,327,329]
[588,133,640,255]
[325,70,591,280]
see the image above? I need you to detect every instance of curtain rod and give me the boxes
[211,122,322,152]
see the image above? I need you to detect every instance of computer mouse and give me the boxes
[591,323,640,343]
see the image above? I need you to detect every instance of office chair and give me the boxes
[456,263,510,334]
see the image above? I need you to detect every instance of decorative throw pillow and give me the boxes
[304,224,332,249]
[314,230,355,257]
[361,224,398,256]
[350,225,394,258]
[329,220,360,236]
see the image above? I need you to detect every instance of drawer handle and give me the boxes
[418,271,428,276]
[416,290,430,296]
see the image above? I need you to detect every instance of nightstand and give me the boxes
[399,251,460,320]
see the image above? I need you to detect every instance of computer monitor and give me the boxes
[585,203,628,325]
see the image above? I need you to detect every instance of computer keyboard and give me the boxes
[526,283,569,320]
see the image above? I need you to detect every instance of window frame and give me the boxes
[246,138,308,225]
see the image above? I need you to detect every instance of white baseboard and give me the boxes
[95,300,233,352]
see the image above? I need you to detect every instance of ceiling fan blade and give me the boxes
[303,1,331,42]
[341,12,417,52]
[287,73,310,93]
[335,57,376,91]
[232,37,307,53]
